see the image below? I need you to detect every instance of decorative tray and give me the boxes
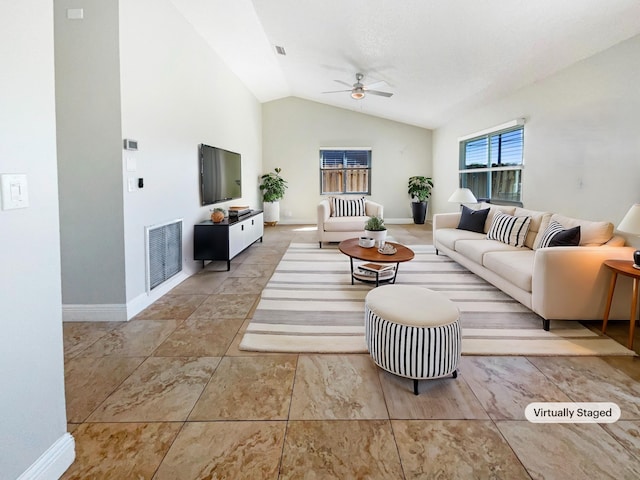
[378,244,397,255]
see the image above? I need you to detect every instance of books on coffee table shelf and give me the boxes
[358,263,395,273]
[354,263,395,281]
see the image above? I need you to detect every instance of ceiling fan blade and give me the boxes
[334,80,353,87]
[366,90,394,97]
[364,81,387,90]
[322,89,353,94]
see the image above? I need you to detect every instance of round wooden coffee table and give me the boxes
[339,238,415,286]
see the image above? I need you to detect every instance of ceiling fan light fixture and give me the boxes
[351,88,365,100]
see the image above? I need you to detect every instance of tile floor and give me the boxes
[62,224,640,479]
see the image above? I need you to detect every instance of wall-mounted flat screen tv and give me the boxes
[199,144,242,206]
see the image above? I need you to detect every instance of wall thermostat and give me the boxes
[123,139,138,151]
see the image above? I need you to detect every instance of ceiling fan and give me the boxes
[323,73,393,100]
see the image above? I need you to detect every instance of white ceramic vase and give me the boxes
[263,201,280,225]
[365,229,387,248]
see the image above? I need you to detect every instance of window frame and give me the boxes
[458,121,524,205]
[319,148,372,195]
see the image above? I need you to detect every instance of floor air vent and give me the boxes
[146,219,183,291]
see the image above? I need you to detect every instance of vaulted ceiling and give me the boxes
[170,0,640,129]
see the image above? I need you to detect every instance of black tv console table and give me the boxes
[194,210,264,271]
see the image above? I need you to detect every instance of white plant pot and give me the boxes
[365,229,387,248]
[263,201,280,225]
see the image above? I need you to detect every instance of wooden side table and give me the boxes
[602,259,640,349]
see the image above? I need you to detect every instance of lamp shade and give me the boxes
[448,187,477,204]
[617,204,640,235]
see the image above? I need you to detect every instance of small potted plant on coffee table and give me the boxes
[364,215,387,248]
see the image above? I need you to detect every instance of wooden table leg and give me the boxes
[602,272,618,334]
[628,278,638,349]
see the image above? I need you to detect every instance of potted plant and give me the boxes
[210,207,226,223]
[364,215,387,248]
[407,175,434,224]
[259,167,288,225]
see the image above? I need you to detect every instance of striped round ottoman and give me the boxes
[365,285,461,395]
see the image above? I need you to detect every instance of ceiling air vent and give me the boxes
[275,45,286,56]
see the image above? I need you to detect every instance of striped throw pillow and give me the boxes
[330,197,366,217]
[537,220,581,248]
[486,211,531,247]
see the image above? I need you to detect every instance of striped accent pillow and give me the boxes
[486,211,531,247]
[330,197,366,217]
[537,220,581,248]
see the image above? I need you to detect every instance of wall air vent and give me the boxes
[275,45,287,56]
[145,219,182,292]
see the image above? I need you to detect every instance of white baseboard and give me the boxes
[62,304,127,322]
[62,272,189,322]
[62,271,190,322]
[18,433,75,480]
[126,270,190,319]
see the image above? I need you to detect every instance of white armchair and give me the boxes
[317,198,384,248]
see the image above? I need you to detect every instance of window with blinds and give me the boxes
[459,125,523,204]
[320,149,371,195]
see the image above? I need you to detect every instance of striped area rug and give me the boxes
[239,243,635,356]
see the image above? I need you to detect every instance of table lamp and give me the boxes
[448,188,477,209]
[617,204,640,269]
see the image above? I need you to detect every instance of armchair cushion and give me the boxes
[330,197,366,217]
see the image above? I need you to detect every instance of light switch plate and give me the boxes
[126,156,137,172]
[1,174,29,210]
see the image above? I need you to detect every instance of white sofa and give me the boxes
[433,203,634,330]
[318,198,383,248]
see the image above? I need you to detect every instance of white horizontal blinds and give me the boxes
[490,128,523,167]
[320,149,371,194]
[459,122,524,204]
[463,128,523,169]
[321,150,344,169]
[464,137,488,168]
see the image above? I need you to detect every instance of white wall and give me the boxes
[119,0,262,313]
[55,0,126,307]
[433,34,640,225]
[1,2,73,478]
[262,97,432,223]
[54,0,263,319]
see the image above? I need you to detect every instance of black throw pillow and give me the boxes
[548,225,581,247]
[457,205,490,233]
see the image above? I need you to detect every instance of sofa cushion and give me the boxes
[330,197,365,217]
[483,250,535,292]
[436,228,486,251]
[514,207,552,249]
[323,216,368,232]
[457,205,490,233]
[536,220,581,248]
[467,202,516,233]
[486,211,531,247]
[541,214,613,247]
[455,238,522,265]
